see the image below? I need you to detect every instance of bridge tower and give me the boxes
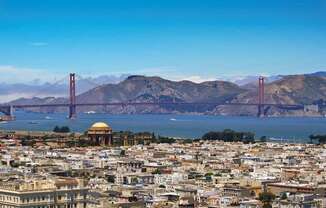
[258,76,265,117]
[69,73,77,119]
[0,105,15,121]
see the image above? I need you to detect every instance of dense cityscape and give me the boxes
[0,122,325,207]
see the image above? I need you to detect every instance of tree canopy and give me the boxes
[202,129,255,143]
[259,192,275,208]
[53,126,71,133]
[309,134,326,144]
[155,136,176,144]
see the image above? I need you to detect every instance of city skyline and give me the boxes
[0,0,326,83]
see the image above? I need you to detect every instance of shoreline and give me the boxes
[0,129,312,145]
[10,109,326,118]
[1,112,325,141]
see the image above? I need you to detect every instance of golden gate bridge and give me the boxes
[0,73,307,120]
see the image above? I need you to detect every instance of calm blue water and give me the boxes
[1,111,326,142]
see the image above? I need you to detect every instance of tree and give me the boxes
[309,134,315,144]
[21,138,36,146]
[152,169,162,175]
[11,162,20,168]
[155,136,176,144]
[106,175,115,183]
[262,204,272,208]
[204,172,214,177]
[259,192,275,208]
[128,196,138,202]
[53,126,71,133]
[280,192,287,200]
[201,129,255,143]
[53,126,60,132]
[183,139,193,144]
[60,126,70,133]
[151,132,156,140]
[309,134,326,144]
[205,175,212,181]
[259,136,267,143]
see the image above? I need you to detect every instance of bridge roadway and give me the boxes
[1,102,305,108]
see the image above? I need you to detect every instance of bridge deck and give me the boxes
[0,102,306,108]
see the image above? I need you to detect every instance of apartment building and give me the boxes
[0,177,88,208]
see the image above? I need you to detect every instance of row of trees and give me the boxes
[309,134,326,144]
[153,129,256,144]
[53,126,71,133]
[201,129,255,143]
[154,136,176,144]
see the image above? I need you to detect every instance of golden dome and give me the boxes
[89,122,112,131]
[91,122,110,128]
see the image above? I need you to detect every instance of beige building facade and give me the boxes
[0,178,88,208]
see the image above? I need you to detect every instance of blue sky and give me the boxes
[0,0,326,83]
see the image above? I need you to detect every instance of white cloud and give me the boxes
[0,92,66,103]
[170,75,216,83]
[111,66,217,83]
[0,65,63,84]
[0,65,274,85]
[107,66,177,76]
[28,42,48,46]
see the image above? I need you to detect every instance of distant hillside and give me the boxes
[307,71,326,77]
[0,74,129,102]
[214,75,326,116]
[232,75,284,86]
[5,74,326,116]
[234,70,326,87]
[266,75,326,104]
[75,75,245,114]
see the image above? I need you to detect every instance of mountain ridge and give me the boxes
[3,72,326,116]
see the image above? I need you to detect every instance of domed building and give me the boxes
[87,122,113,146]
[87,122,155,147]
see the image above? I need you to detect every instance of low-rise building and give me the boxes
[0,177,88,208]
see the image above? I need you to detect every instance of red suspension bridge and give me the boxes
[0,73,308,120]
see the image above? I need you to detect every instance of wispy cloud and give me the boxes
[162,75,215,83]
[107,66,177,76]
[109,66,218,83]
[176,76,216,83]
[0,65,277,85]
[28,42,49,47]
[0,65,62,84]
